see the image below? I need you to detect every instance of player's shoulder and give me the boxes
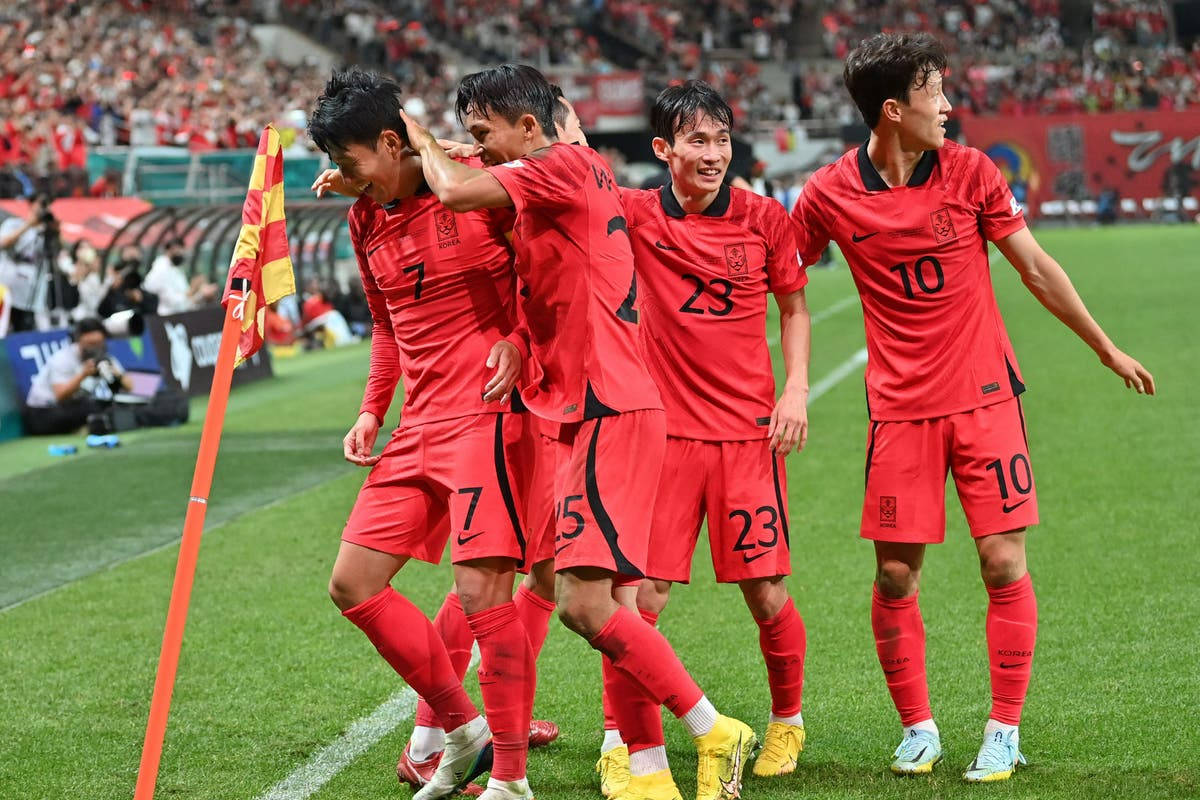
[347,194,380,232]
[619,185,661,224]
[936,139,993,177]
[730,185,790,232]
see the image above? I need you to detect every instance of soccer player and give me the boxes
[599,80,811,794]
[401,64,758,800]
[307,70,536,800]
[790,33,1156,782]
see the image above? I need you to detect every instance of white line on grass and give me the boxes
[809,348,869,402]
[768,292,858,346]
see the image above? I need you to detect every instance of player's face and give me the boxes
[654,113,731,195]
[899,69,952,150]
[555,97,588,146]
[465,110,530,166]
[330,130,420,204]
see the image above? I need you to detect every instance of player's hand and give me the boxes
[399,109,437,152]
[483,340,520,404]
[769,385,809,455]
[343,412,383,467]
[437,138,479,160]
[311,168,359,199]
[80,359,98,378]
[1101,348,1156,395]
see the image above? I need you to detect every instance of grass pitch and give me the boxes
[1,225,1197,799]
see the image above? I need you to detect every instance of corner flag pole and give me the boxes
[132,277,249,800]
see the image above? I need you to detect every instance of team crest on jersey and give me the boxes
[434,209,459,242]
[879,496,897,527]
[930,207,957,244]
[724,243,750,280]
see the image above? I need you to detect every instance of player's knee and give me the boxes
[979,551,1026,588]
[636,579,671,614]
[740,577,788,620]
[876,560,920,598]
[555,595,598,637]
[328,573,366,612]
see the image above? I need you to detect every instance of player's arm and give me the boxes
[994,227,1155,394]
[770,287,811,454]
[400,110,512,211]
[345,228,400,466]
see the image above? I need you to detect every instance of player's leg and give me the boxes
[555,412,756,800]
[515,560,559,747]
[951,398,1040,782]
[861,417,949,775]
[708,440,806,777]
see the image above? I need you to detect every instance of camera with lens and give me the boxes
[33,193,56,226]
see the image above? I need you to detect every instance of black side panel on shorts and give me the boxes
[770,453,790,547]
[1015,396,1030,449]
[864,420,881,488]
[494,413,528,568]
[585,419,645,578]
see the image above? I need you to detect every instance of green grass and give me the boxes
[1,225,1198,799]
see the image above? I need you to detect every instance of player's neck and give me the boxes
[669,181,721,215]
[866,131,928,189]
[522,134,557,156]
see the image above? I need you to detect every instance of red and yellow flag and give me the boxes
[222,124,296,367]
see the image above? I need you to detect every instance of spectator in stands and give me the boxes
[99,247,158,319]
[144,237,218,316]
[22,316,131,436]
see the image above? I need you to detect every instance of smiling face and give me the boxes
[464,109,535,167]
[893,68,952,150]
[653,111,731,196]
[328,129,421,204]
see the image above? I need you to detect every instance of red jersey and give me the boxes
[349,181,521,427]
[623,184,806,441]
[487,142,661,422]
[791,140,1028,422]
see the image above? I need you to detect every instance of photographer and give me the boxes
[98,245,158,318]
[22,317,132,436]
[0,194,58,332]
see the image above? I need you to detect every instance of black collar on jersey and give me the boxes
[660,181,731,218]
[856,142,938,191]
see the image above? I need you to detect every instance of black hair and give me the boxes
[308,68,408,155]
[73,317,105,340]
[843,33,948,129]
[455,64,559,139]
[650,80,734,143]
[550,83,568,129]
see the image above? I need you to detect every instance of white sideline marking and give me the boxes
[810,348,870,402]
[255,650,480,800]
[767,292,858,346]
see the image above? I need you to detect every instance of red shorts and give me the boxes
[516,415,566,571]
[552,409,666,578]
[342,412,531,564]
[647,437,791,583]
[861,397,1039,543]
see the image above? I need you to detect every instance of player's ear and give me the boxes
[520,113,540,141]
[651,137,671,164]
[880,98,903,125]
[380,129,404,157]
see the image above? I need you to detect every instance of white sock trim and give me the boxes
[630,745,670,776]
[601,728,626,754]
[984,718,1019,743]
[770,711,804,727]
[680,696,718,738]
[408,725,445,761]
[903,718,939,738]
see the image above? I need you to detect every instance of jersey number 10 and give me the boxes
[888,256,944,299]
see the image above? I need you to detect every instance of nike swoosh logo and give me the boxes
[742,551,770,564]
[456,531,487,546]
[999,661,1027,669]
[366,244,385,257]
[1002,499,1030,513]
[719,733,744,796]
[554,542,574,556]
[851,231,878,243]
[883,667,905,675]
[655,240,682,251]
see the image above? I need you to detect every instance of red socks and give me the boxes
[871,584,932,726]
[414,593,474,729]
[756,597,806,718]
[985,573,1037,725]
[602,609,665,753]
[466,601,534,781]
[342,587,479,733]
[590,605,703,718]
[514,584,556,660]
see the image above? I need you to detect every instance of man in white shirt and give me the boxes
[144,238,217,316]
[23,317,131,435]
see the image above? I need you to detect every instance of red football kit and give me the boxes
[792,140,1038,543]
[487,142,665,578]
[341,184,531,566]
[623,183,806,583]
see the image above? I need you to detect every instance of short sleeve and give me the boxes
[762,200,807,296]
[789,178,833,268]
[975,151,1027,242]
[485,145,582,214]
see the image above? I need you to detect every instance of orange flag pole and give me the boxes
[132,288,246,800]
